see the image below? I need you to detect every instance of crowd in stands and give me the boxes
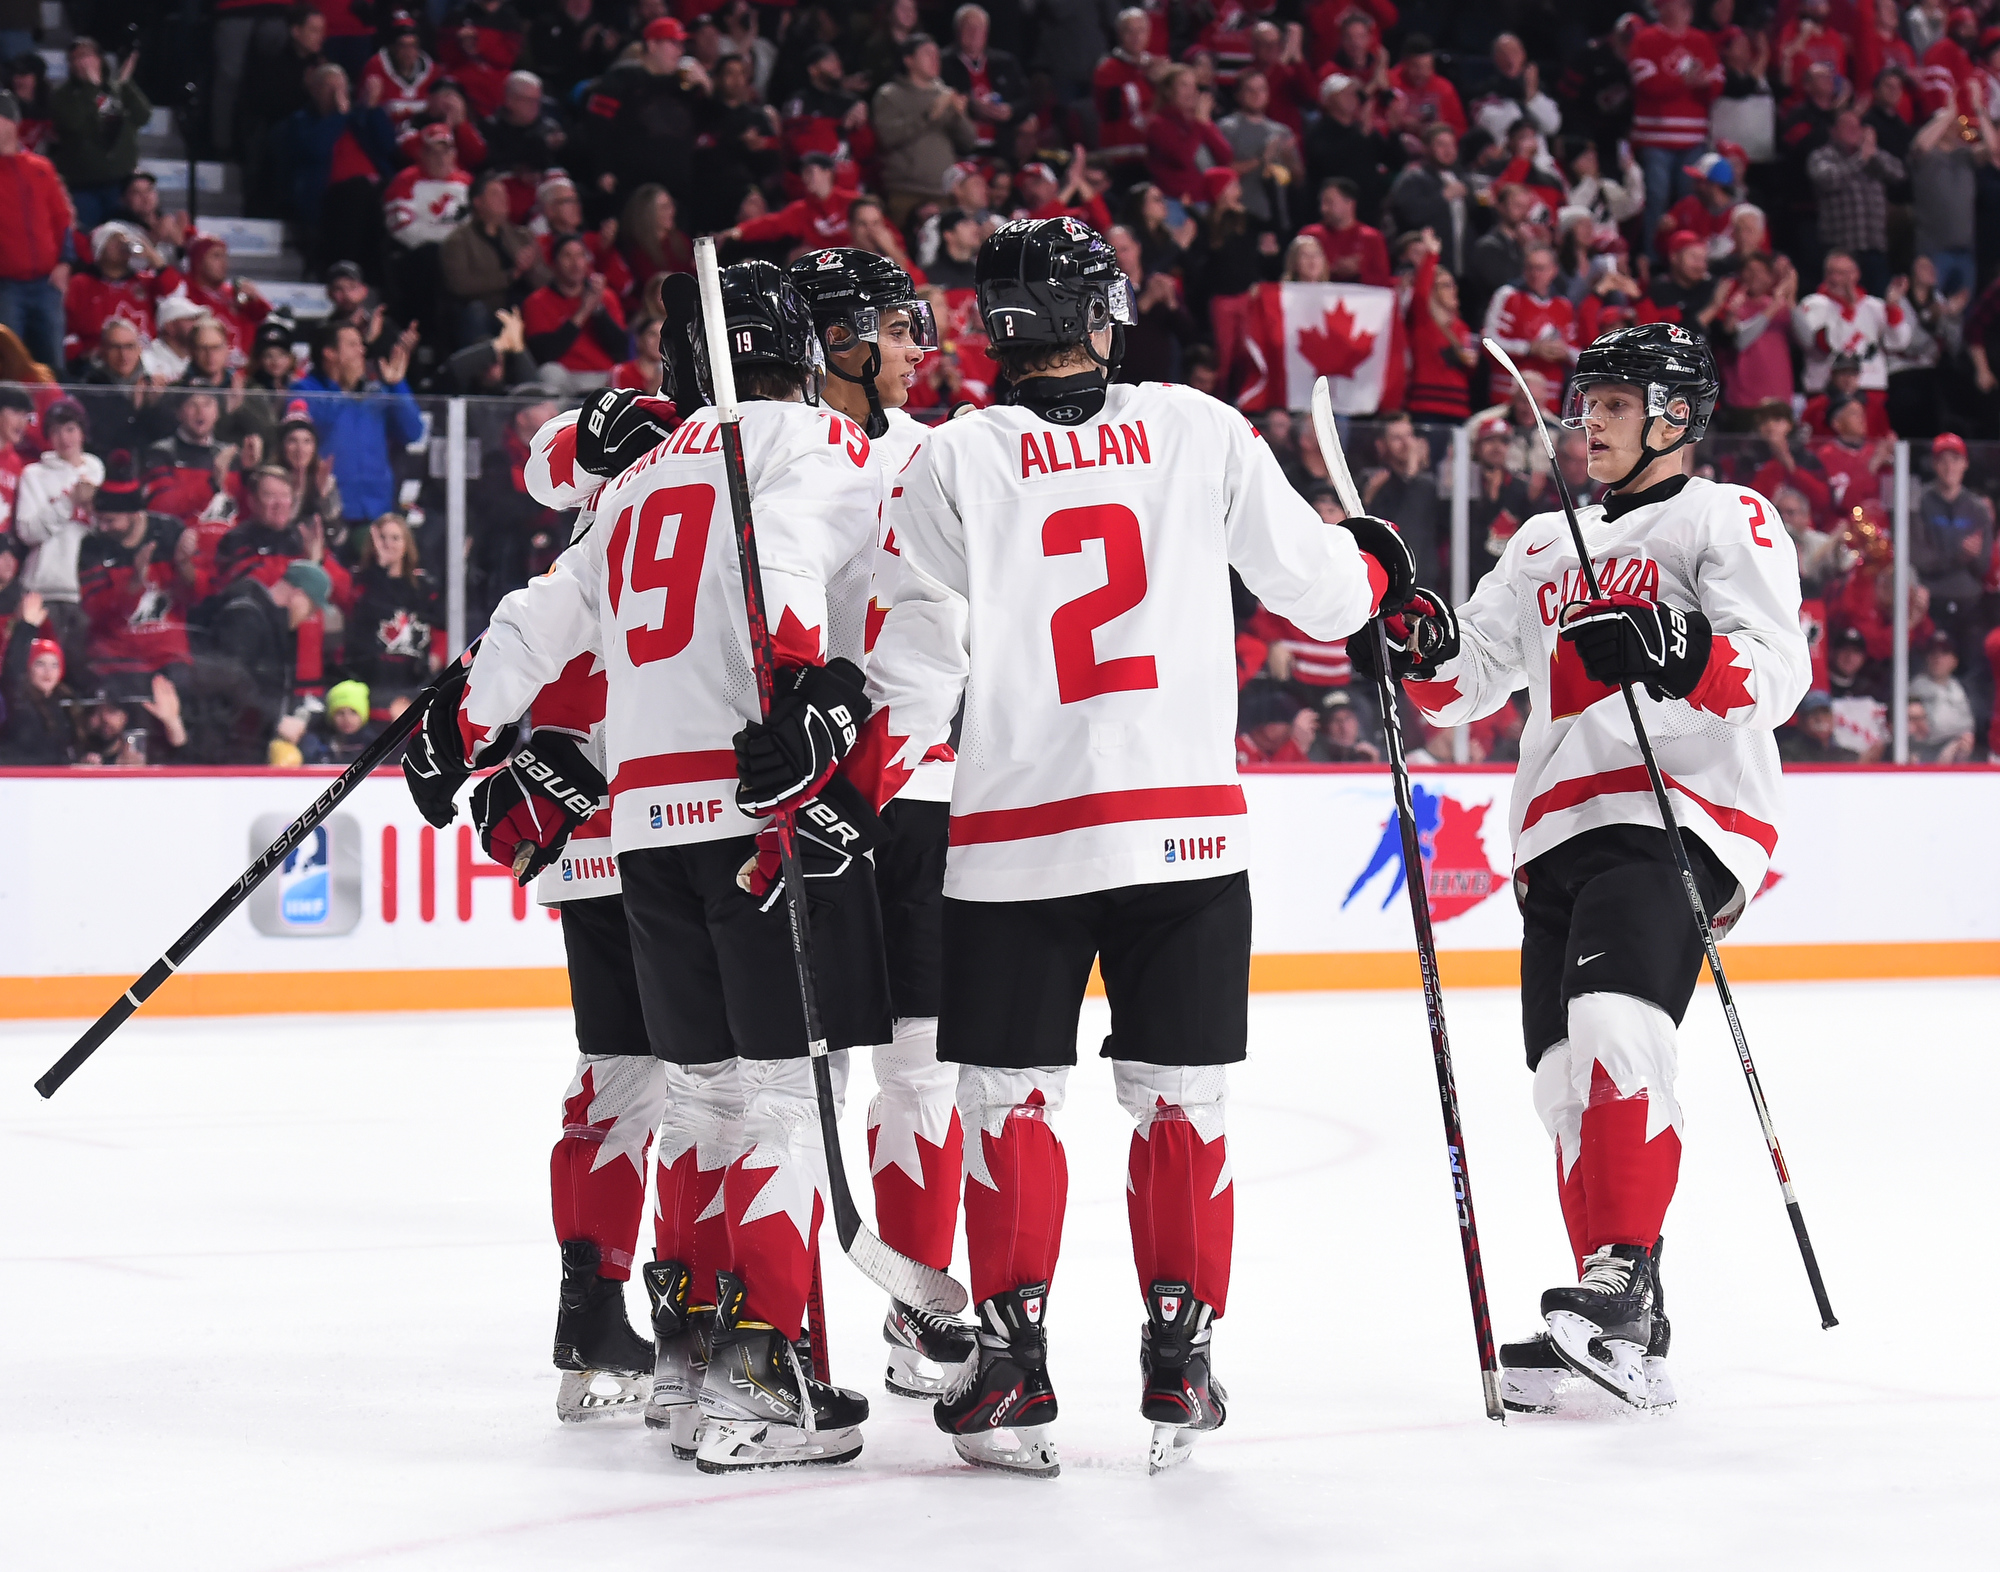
[1,0,1998,766]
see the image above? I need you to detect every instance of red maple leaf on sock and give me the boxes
[1295,298,1377,380]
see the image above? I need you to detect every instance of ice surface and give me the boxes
[3,981,1992,1569]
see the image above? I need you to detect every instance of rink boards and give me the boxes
[0,764,1995,1018]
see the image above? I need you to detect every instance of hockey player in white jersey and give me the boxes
[407,262,893,1472]
[749,217,1413,1476]
[784,246,979,1400]
[1356,322,1810,1412]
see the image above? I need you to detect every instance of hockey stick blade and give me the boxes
[1480,338,1838,1330]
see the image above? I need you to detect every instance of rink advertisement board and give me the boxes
[0,765,1995,1017]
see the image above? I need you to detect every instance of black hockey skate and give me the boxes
[694,1270,868,1473]
[934,1283,1060,1478]
[553,1239,654,1424]
[1139,1281,1227,1474]
[641,1259,712,1458]
[883,1298,977,1399]
[1542,1243,1656,1408]
[1505,1237,1674,1413]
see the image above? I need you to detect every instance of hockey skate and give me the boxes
[641,1260,711,1458]
[934,1283,1060,1479]
[1542,1243,1656,1408]
[693,1271,867,1473]
[553,1240,654,1424]
[1138,1281,1227,1475]
[1506,1240,1674,1413]
[882,1298,976,1399]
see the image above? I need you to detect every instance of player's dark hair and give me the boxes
[990,342,1096,382]
[736,363,811,402]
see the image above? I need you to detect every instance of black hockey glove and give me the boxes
[1349,589,1461,684]
[470,730,609,885]
[575,387,674,479]
[401,659,509,828]
[1335,513,1417,612]
[1560,594,1713,700]
[733,658,871,815]
[736,772,881,912]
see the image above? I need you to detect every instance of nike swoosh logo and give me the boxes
[1577,951,1606,965]
[1526,540,1554,555]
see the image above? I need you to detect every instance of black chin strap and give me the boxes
[1608,411,1694,494]
[828,342,886,438]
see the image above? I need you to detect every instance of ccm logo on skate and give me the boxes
[652,798,726,829]
[1163,835,1227,863]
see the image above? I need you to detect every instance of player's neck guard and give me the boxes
[1008,368,1108,425]
[1602,472,1690,521]
[827,342,888,439]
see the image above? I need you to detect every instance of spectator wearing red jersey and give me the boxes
[522,235,628,389]
[1855,0,1920,108]
[780,43,874,174]
[531,174,635,305]
[1812,394,1894,517]
[1297,177,1389,286]
[384,122,471,350]
[1624,0,1722,253]
[1801,350,1894,443]
[1387,35,1466,137]
[1775,0,1850,99]
[1658,152,1737,261]
[1638,229,1728,336]
[0,90,74,370]
[1095,8,1167,161]
[395,78,489,174]
[1746,401,1834,524]
[1015,155,1114,232]
[142,391,226,524]
[1920,6,1981,117]
[1241,21,1318,139]
[440,0,527,120]
[63,222,169,368]
[77,456,191,705]
[1145,64,1236,211]
[1482,243,1574,409]
[360,12,440,131]
[1235,681,1316,766]
[214,466,353,607]
[1714,251,1800,422]
[1405,231,1479,424]
[177,234,271,367]
[719,152,859,257]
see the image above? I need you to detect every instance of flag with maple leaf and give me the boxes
[1238,282,1406,414]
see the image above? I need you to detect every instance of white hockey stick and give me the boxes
[1480,337,1835,1329]
[1310,377,1503,1420]
[694,238,967,1315]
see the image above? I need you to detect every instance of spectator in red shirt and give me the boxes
[63,222,168,368]
[1658,152,1738,259]
[532,174,634,304]
[1145,64,1236,211]
[1626,0,1723,252]
[1388,35,1467,136]
[719,152,859,257]
[1406,231,1480,423]
[1297,177,1389,286]
[361,11,440,131]
[1016,154,1115,231]
[1096,7,1166,161]
[143,391,225,523]
[1919,5,1980,116]
[1775,0,1851,98]
[1235,681,1316,765]
[77,456,191,705]
[1746,400,1835,525]
[1812,394,1895,517]
[0,89,74,370]
[522,235,629,388]
[177,233,272,367]
[1714,251,1802,420]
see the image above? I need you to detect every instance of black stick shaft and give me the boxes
[35,659,454,1099]
[1372,623,1507,1419]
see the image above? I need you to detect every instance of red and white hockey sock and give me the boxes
[1534,1041,1592,1273]
[551,1053,666,1280]
[959,1065,1069,1308]
[652,1060,743,1306]
[867,1018,963,1273]
[1116,1062,1233,1314]
[720,1055,846,1340]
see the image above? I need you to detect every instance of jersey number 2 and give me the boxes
[620,484,715,665]
[1043,504,1159,704]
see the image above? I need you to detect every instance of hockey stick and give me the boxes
[692,238,967,1316]
[34,649,475,1098]
[1481,338,1837,1330]
[1310,378,1505,1421]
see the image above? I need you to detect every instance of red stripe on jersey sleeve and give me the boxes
[1521,766,1777,854]
[611,749,739,797]
[949,784,1247,846]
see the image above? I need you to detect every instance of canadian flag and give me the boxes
[1238,282,1406,415]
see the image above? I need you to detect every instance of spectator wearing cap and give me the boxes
[1801,349,1893,443]
[1295,178,1388,287]
[322,260,396,366]
[1387,34,1467,137]
[395,73,489,175]
[75,318,168,456]
[1467,411,1536,585]
[248,320,301,393]
[1235,680,1316,765]
[925,207,982,290]
[0,605,77,762]
[1309,689,1381,763]
[1793,249,1912,397]
[63,222,170,369]
[1657,152,1737,260]
[302,677,383,764]
[1639,229,1729,339]
[76,453,191,707]
[1912,432,1994,665]
[1808,109,1906,296]
[141,295,212,386]
[292,318,424,529]
[1624,0,1722,250]
[12,402,103,658]
[581,17,706,211]
[1014,155,1113,232]
[0,87,74,370]
[178,234,273,365]
[361,12,441,132]
[1144,64,1236,214]
[49,37,150,229]
[522,235,627,390]
[1304,75,1389,228]
[345,510,441,699]
[384,120,471,338]
[201,555,331,754]
[1780,692,1862,763]
[941,5,1029,156]
[779,43,873,174]
[1907,104,1988,302]
[521,0,623,98]
[873,33,979,227]
[1811,394,1894,517]
[143,390,227,524]
[719,152,862,256]
[440,169,550,347]
[1910,630,1979,759]
[274,399,344,540]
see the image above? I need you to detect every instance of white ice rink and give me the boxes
[3,980,1992,1570]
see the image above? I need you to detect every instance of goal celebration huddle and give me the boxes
[392,214,1820,1475]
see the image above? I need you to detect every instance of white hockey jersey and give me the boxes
[1408,476,1811,902]
[865,406,954,804]
[853,380,1385,902]
[462,397,880,857]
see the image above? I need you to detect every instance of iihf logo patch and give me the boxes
[1163,838,1177,862]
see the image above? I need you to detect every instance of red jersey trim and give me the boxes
[949,784,1247,846]
[1521,766,1779,854]
[611,749,738,797]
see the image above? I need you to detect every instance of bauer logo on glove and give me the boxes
[1559,592,1713,701]
[471,731,609,886]
[733,657,872,815]
[735,772,880,912]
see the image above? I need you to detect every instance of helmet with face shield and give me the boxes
[1561,321,1721,490]
[786,248,937,437]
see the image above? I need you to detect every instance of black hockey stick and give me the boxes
[1482,338,1837,1330]
[1310,379,1505,1421]
[692,239,967,1316]
[34,649,474,1099]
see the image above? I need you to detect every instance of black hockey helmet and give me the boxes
[787,247,936,437]
[975,216,1133,362]
[663,260,825,409]
[1562,321,1721,489]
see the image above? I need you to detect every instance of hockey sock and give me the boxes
[653,1060,743,1305]
[721,1056,843,1342]
[551,1054,666,1280]
[1115,1062,1233,1315]
[867,1018,964,1272]
[1534,1041,1593,1275]
[959,1065,1069,1308]
[1570,993,1684,1257]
